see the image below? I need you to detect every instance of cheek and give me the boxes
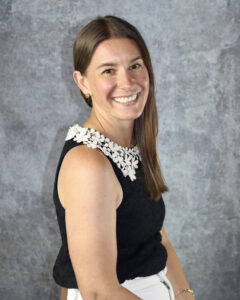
[138,72,150,90]
[94,79,114,95]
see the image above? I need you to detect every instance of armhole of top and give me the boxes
[56,143,123,210]
[55,141,81,210]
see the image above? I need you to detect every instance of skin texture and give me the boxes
[58,37,194,299]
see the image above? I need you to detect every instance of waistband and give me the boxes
[121,266,166,290]
[121,266,175,299]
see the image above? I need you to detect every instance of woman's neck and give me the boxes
[82,116,136,148]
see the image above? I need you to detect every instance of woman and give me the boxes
[52,15,195,300]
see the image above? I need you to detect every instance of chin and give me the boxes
[117,111,144,120]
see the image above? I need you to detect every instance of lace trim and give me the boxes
[65,124,142,181]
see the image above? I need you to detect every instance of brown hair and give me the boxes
[73,15,169,201]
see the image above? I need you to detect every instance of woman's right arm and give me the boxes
[58,145,142,300]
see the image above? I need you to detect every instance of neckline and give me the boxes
[65,124,141,181]
[80,125,138,151]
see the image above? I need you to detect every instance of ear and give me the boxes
[73,71,91,95]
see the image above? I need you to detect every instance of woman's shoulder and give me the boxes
[58,134,122,210]
[62,122,120,180]
[64,123,141,182]
[62,142,110,171]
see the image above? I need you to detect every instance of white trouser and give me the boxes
[67,267,175,300]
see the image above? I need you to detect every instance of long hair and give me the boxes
[73,15,169,201]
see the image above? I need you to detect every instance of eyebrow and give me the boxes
[96,56,143,69]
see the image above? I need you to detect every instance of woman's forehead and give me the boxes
[90,38,142,65]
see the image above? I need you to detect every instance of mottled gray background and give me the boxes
[0,0,239,299]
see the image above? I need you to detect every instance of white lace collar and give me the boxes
[65,124,142,181]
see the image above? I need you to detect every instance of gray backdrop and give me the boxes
[0,0,239,299]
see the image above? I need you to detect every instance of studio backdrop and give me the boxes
[0,1,239,299]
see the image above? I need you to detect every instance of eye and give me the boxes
[130,63,142,70]
[102,69,114,75]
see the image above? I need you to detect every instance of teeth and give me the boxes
[113,93,138,103]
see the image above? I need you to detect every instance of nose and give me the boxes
[117,69,134,89]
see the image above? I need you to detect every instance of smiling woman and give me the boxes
[73,37,149,123]
[52,15,194,300]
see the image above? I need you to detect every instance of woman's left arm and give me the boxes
[160,226,195,300]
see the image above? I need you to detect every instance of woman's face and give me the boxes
[78,37,150,124]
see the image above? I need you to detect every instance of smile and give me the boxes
[113,92,140,103]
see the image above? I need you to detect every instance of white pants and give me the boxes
[67,267,175,300]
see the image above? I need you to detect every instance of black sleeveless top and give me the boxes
[52,124,168,288]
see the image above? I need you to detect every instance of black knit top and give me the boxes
[52,124,168,288]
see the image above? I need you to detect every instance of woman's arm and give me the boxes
[59,146,141,300]
[160,227,195,300]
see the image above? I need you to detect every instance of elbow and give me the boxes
[78,291,98,300]
[79,290,113,300]
[79,283,120,300]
